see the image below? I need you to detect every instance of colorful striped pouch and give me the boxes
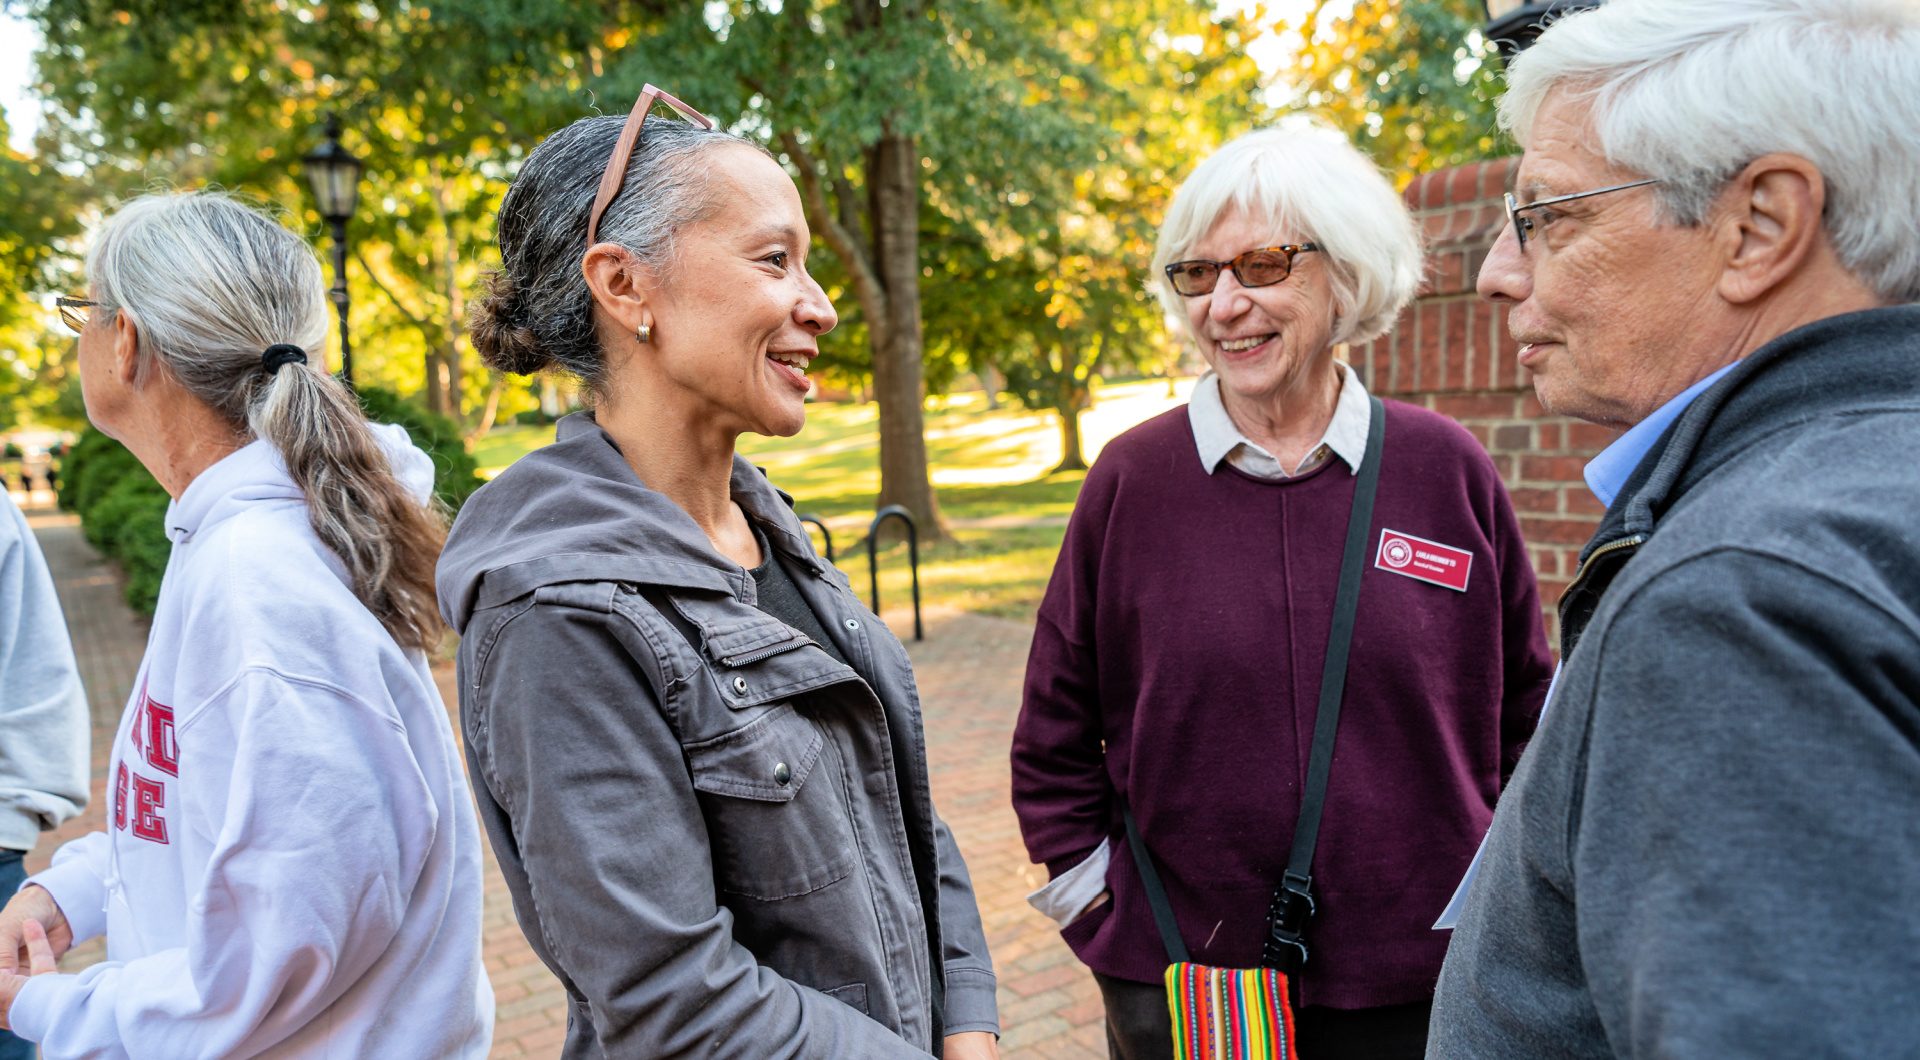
[1164,962,1300,1060]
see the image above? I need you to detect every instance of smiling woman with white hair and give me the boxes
[1011,127,1554,1060]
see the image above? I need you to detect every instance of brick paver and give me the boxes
[27,504,1104,1059]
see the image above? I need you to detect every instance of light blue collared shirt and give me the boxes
[1582,363,1739,508]
[1435,360,1743,932]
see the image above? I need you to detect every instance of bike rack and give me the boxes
[866,505,923,641]
[797,513,834,563]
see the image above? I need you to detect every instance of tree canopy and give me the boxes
[1283,0,1509,184]
[4,0,1505,487]
[0,110,90,430]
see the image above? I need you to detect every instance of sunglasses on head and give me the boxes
[586,84,716,247]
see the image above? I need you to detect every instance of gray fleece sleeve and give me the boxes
[0,495,89,852]
[1575,551,1920,1057]
[471,597,926,1060]
[931,813,999,1036]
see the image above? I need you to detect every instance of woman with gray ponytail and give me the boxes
[437,89,1000,1059]
[0,191,493,1058]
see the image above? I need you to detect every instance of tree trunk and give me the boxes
[868,131,945,538]
[433,167,467,423]
[442,340,464,422]
[1052,383,1091,473]
[467,371,504,440]
[776,122,944,540]
[424,349,447,415]
[980,362,1002,410]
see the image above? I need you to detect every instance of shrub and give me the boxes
[64,386,481,615]
[58,431,172,613]
[58,428,140,515]
[87,473,173,613]
[356,386,485,511]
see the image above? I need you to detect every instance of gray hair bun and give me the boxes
[469,268,552,376]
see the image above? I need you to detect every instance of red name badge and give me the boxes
[1375,529,1473,592]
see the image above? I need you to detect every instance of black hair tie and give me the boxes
[261,344,308,373]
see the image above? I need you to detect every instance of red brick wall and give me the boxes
[1349,156,1620,642]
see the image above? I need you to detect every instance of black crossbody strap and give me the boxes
[1123,807,1190,963]
[1263,394,1384,973]
[1125,396,1386,972]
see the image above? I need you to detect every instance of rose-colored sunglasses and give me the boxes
[585,84,716,246]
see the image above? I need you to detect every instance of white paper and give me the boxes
[1026,838,1112,926]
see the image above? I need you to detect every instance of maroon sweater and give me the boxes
[1011,400,1552,1009]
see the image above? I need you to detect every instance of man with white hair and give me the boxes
[1430,0,1920,1055]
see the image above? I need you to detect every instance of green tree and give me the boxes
[24,0,579,422]
[0,110,92,431]
[1286,0,1508,183]
[592,0,1109,535]
[926,0,1269,470]
[20,0,1281,506]
[22,0,1107,531]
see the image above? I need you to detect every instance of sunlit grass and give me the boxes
[853,526,1068,623]
[470,425,554,474]
[790,471,1086,522]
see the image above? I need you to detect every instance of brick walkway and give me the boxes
[25,504,1106,1059]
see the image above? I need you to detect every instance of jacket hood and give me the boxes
[436,412,824,634]
[1581,304,1920,564]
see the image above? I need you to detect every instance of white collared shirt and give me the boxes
[1186,364,1373,478]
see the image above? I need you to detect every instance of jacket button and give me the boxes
[774,762,791,785]
[731,676,748,694]
[844,618,860,631]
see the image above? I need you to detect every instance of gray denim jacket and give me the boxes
[437,414,997,1059]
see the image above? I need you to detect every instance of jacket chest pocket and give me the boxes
[686,702,856,901]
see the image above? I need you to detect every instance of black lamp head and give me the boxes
[302,114,364,224]
[1483,0,1603,61]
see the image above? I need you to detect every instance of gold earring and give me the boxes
[636,324,652,344]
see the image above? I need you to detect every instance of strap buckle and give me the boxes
[1262,871,1314,973]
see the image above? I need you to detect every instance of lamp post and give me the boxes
[303,115,364,387]
[1483,0,1602,59]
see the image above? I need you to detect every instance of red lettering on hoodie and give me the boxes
[132,681,179,777]
[130,773,168,845]
[143,694,178,777]
[114,761,128,831]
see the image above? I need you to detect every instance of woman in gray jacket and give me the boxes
[436,89,1000,1060]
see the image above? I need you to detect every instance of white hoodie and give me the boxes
[0,491,90,853]
[10,427,494,1059]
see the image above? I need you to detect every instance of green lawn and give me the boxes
[857,525,1068,623]
[466,380,1193,622]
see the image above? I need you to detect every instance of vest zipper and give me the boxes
[1558,532,1650,656]
[1565,533,1648,595]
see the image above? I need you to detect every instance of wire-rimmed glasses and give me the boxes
[585,84,717,247]
[1163,244,1321,297]
[1504,178,1661,251]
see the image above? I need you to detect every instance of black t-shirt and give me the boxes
[747,520,848,667]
